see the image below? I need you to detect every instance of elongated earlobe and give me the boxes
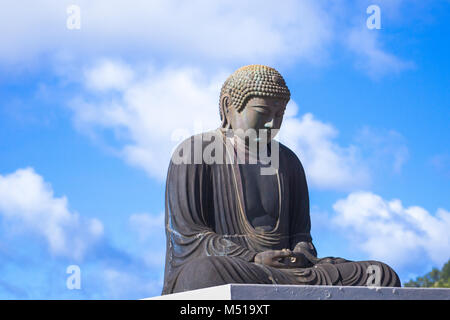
[220,95,232,129]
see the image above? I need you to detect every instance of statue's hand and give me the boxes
[254,249,293,268]
[290,241,318,267]
[292,241,348,265]
[280,252,314,268]
[293,241,317,256]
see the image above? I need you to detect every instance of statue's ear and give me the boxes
[220,94,232,128]
[222,95,230,114]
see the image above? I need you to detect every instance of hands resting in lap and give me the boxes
[254,242,317,269]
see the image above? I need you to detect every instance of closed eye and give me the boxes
[252,106,271,115]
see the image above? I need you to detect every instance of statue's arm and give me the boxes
[165,155,258,263]
[286,148,314,250]
[285,153,350,265]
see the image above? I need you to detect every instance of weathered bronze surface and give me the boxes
[162,65,400,294]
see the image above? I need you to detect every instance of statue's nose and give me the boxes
[264,119,274,129]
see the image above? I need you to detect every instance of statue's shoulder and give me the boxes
[277,141,305,170]
[277,141,299,160]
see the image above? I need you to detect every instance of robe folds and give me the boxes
[162,129,400,294]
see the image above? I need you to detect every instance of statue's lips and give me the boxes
[254,129,274,142]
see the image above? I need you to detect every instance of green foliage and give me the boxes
[404,259,450,288]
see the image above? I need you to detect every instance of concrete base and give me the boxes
[147,284,450,300]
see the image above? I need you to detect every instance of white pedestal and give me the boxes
[146,284,450,300]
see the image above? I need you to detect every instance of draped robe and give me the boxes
[162,130,400,294]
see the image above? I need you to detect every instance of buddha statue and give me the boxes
[162,65,400,294]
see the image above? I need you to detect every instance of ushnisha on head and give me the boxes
[219,65,291,142]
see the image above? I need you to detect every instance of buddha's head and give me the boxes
[219,65,290,142]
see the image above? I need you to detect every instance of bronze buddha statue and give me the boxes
[162,65,400,294]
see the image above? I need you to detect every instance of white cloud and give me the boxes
[0,0,332,67]
[0,168,103,260]
[346,27,414,78]
[279,108,370,190]
[0,0,412,79]
[84,59,135,91]
[332,191,450,269]
[71,62,223,180]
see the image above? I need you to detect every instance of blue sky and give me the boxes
[0,0,449,299]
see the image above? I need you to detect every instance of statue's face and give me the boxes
[227,96,287,142]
